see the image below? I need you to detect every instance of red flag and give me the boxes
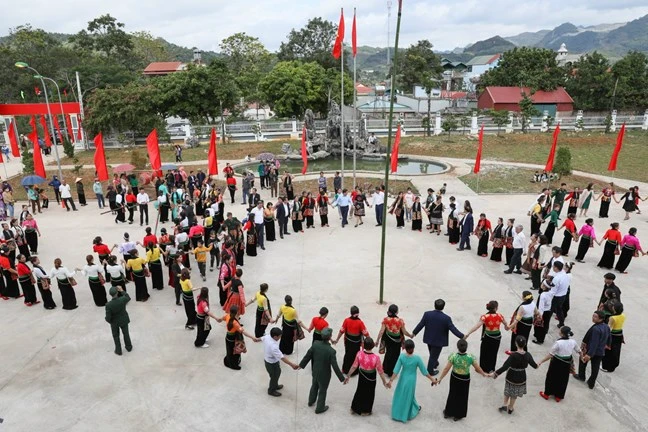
[63,89,67,97]
[332,9,345,59]
[390,125,401,173]
[53,117,63,142]
[301,127,308,175]
[34,86,41,96]
[7,120,20,157]
[545,123,561,172]
[29,116,46,177]
[474,124,484,174]
[76,117,83,141]
[146,129,161,171]
[39,115,52,147]
[352,10,357,57]
[93,133,109,181]
[65,114,74,142]
[208,128,219,175]
[608,123,626,171]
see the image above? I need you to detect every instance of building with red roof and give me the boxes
[478,86,574,116]
[143,62,185,76]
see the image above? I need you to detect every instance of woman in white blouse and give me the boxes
[105,255,127,292]
[537,326,581,402]
[49,258,77,310]
[78,255,107,307]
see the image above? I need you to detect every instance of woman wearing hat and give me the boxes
[538,326,581,402]
[76,178,87,206]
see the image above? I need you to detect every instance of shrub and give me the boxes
[130,149,148,170]
[22,145,34,174]
[554,147,572,175]
[62,138,75,159]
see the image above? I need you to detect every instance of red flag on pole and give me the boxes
[474,124,484,174]
[390,125,402,173]
[34,86,41,96]
[301,127,308,175]
[208,128,219,175]
[7,120,20,157]
[545,123,561,172]
[146,129,161,171]
[76,117,83,141]
[39,115,52,147]
[93,133,109,181]
[352,10,357,57]
[332,9,345,59]
[65,114,74,142]
[53,118,63,142]
[29,116,46,177]
[608,123,626,171]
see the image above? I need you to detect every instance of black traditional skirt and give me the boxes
[479,331,501,373]
[88,276,107,306]
[351,369,377,415]
[477,233,489,256]
[602,331,623,372]
[614,246,635,273]
[18,276,37,304]
[511,318,532,351]
[224,332,241,369]
[382,331,402,377]
[444,372,471,419]
[575,235,591,261]
[37,280,56,309]
[543,355,572,399]
[544,222,556,244]
[599,200,610,218]
[3,270,20,298]
[57,278,77,310]
[182,291,197,326]
[149,260,164,290]
[132,269,150,301]
[255,308,268,338]
[560,231,573,256]
[343,333,362,375]
[597,241,617,269]
[280,319,296,355]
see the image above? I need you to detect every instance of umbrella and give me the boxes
[160,163,177,171]
[113,163,136,173]
[21,175,46,186]
[256,152,275,161]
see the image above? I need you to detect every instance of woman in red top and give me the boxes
[226,176,237,204]
[333,305,370,375]
[596,222,622,269]
[17,254,39,306]
[194,287,223,348]
[139,227,158,248]
[308,307,330,343]
[557,213,577,256]
[302,192,316,229]
[474,213,493,257]
[93,236,114,283]
[375,304,413,377]
[464,300,509,373]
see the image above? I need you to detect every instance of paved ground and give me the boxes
[0,159,646,432]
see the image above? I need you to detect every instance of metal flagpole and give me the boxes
[379,0,403,304]
[76,72,88,150]
[340,11,345,190]
[352,7,357,189]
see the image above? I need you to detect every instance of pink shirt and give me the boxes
[352,350,384,373]
[197,300,209,315]
[22,219,39,231]
[578,224,596,239]
[621,234,642,252]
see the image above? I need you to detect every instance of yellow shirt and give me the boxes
[532,203,542,215]
[180,278,193,293]
[204,216,213,228]
[610,313,626,331]
[256,292,267,310]
[126,257,147,271]
[193,246,211,263]
[146,248,161,262]
[280,304,297,321]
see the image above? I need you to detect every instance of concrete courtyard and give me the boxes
[0,159,646,432]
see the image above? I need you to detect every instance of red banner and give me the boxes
[93,133,109,181]
[474,124,484,174]
[30,115,46,177]
[65,115,74,142]
[0,102,80,116]
[208,128,219,175]
[301,127,308,175]
[545,123,561,172]
[39,115,52,147]
[332,9,345,59]
[7,120,20,157]
[146,129,161,171]
[390,125,401,173]
[608,123,626,171]
[352,10,357,57]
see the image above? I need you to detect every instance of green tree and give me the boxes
[610,51,648,110]
[518,92,540,133]
[69,14,134,66]
[459,115,471,134]
[554,147,572,175]
[62,137,75,159]
[479,47,564,91]
[399,40,443,136]
[21,144,34,174]
[131,31,172,69]
[489,109,510,135]
[441,115,458,136]
[278,18,341,70]
[564,52,613,111]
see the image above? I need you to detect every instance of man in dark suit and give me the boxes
[248,187,261,212]
[298,328,345,414]
[457,207,474,251]
[412,299,464,375]
[105,286,132,356]
[275,197,291,239]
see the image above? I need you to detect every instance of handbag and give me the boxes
[68,277,77,286]
[260,311,271,326]
[143,267,151,277]
[533,314,544,327]
[294,325,305,341]
[98,272,106,285]
[234,338,247,355]
[379,338,386,354]
[614,248,620,256]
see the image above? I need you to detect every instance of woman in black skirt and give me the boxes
[448,203,460,244]
[49,258,78,310]
[146,243,164,290]
[291,197,303,233]
[503,219,515,266]
[303,192,316,228]
[217,251,232,307]
[12,219,30,260]
[80,255,107,307]
[574,218,596,262]
[194,287,223,348]
[508,291,539,352]
[245,222,257,257]
[428,196,444,234]
[274,295,308,355]
[316,190,330,227]
[0,247,19,299]
[333,305,370,375]
[602,301,625,372]
[221,304,259,370]
[435,339,488,421]
[16,254,39,306]
[126,250,150,302]
[21,213,40,255]
[282,172,295,201]
[464,301,509,373]
[619,187,637,220]
[389,192,405,229]
[490,218,504,262]
[596,223,622,268]
[544,204,560,244]
[557,213,577,257]
[538,326,581,402]
[615,228,645,273]
[31,256,56,309]
[344,337,390,416]
[249,283,272,338]
[595,183,615,218]
[376,304,413,377]
[263,203,276,241]
[475,213,492,257]
[494,335,538,414]
[411,196,423,231]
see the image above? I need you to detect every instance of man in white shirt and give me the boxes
[250,201,266,250]
[547,261,570,327]
[505,225,526,274]
[59,180,77,211]
[372,186,385,226]
[544,246,565,278]
[533,285,555,344]
[263,327,299,397]
[137,189,150,226]
[336,189,352,227]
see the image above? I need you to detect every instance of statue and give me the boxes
[304,109,316,141]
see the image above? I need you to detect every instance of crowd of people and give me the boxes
[1,163,640,424]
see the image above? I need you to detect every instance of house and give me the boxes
[356,99,418,118]
[355,83,373,96]
[143,62,185,76]
[555,43,582,66]
[463,54,501,89]
[477,86,574,116]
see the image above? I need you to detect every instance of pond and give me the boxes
[237,157,447,175]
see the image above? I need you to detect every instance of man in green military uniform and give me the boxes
[105,286,132,356]
[298,328,346,414]
[551,183,568,216]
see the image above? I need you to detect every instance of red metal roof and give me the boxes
[143,62,183,75]
[440,91,468,99]
[484,86,574,104]
[355,83,372,95]
[487,54,501,64]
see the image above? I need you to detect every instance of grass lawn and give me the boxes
[460,165,611,194]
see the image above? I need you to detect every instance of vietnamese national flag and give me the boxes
[39,115,52,147]
[332,9,345,59]
[93,132,109,181]
[208,128,219,175]
[7,120,20,157]
[65,114,74,141]
[474,124,484,174]
[301,127,308,175]
[390,125,402,173]
[545,123,561,172]
[608,123,626,171]
[29,116,46,177]
[146,129,161,171]
[352,9,357,57]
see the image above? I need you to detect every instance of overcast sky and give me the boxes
[3,0,648,52]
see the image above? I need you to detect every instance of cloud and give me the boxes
[1,0,647,53]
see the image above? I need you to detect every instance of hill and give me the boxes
[463,36,516,55]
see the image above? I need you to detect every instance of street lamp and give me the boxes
[15,62,64,181]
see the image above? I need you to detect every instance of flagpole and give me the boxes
[340,7,345,190]
[352,8,357,189]
[379,0,403,305]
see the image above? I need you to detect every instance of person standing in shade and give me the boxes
[137,188,150,226]
[59,180,77,211]
[457,202,474,251]
[105,285,132,356]
[263,327,300,397]
[575,310,611,389]
[504,225,526,274]
[412,299,464,375]
[93,179,105,209]
[298,327,346,414]
[371,186,385,226]
[337,189,352,228]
